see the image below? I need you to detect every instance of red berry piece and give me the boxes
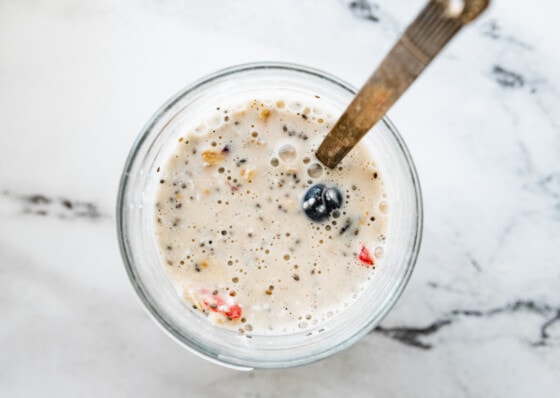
[225,304,242,319]
[358,245,374,266]
[202,291,242,320]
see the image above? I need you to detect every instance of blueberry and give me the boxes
[302,184,343,222]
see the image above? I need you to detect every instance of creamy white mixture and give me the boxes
[153,96,388,334]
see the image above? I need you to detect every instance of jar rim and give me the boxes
[116,62,423,369]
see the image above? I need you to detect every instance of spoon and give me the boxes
[316,0,490,168]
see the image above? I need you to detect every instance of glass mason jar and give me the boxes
[117,63,422,370]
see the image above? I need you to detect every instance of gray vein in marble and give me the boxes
[538,174,560,200]
[537,173,560,219]
[483,18,560,132]
[492,65,525,89]
[1,190,106,220]
[517,142,560,216]
[533,81,560,131]
[373,300,560,349]
[538,310,560,346]
[518,142,536,177]
[426,281,473,296]
[467,254,482,272]
[480,19,534,51]
[374,319,452,350]
[344,0,380,22]
[491,65,559,136]
[340,0,401,36]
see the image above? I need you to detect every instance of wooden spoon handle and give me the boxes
[316,0,490,168]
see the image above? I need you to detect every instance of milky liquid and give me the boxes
[153,96,388,334]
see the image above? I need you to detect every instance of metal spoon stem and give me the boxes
[316,0,489,168]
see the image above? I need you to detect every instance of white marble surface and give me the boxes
[1,0,559,396]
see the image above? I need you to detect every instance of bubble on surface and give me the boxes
[307,163,323,178]
[287,101,303,112]
[194,124,208,136]
[232,102,247,112]
[278,144,297,163]
[379,201,388,214]
[207,113,223,128]
[312,107,323,116]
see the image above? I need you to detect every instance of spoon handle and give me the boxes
[316,0,489,169]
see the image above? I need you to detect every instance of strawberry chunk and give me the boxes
[358,245,375,266]
[202,292,242,320]
[225,304,242,319]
